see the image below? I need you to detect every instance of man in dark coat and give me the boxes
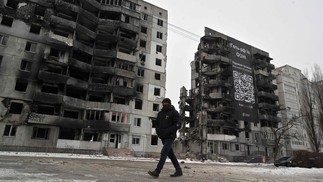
[148,98,183,178]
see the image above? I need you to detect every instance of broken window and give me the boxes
[153,103,159,111]
[63,110,79,119]
[6,0,19,9]
[154,88,160,96]
[66,86,86,99]
[141,26,147,34]
[151,135,158,145]
[30,24,41,34]
[154,73,161,80]
[140,40,146,48]
[14,79,28,92]
[83,132,98,141]
[113,96,128,105]
[37,105,55,115]
[134,118,141,127]
[59,128,76,140]
[9,102,23,114]
[20,60,32,71]
[136,84,143,93]
[0,55,3,67]
[41,84,58,94]
[3,125,17,136]
[245,131,250,138]
[156,45,162,53]
[50,48,65,58]
[132,136,140,145]
[157,19,163,26]
[137,68,144,77]
[109,134,115,143]
[89,94,104,102]
[34,5,46,17]
[135,100,142,110]
[1,16,14,27]
[155,58,162,66]
[140,54,146,64]
[151,119,157,128]
[235,144,240,151]
[0,35,9,46]
[25,42,37,52]
[141,13,148,20]
[86,110,106,120]
[111,112,127,123]
[157,32,163,39]
[32,127,50,139]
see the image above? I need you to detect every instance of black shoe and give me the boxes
[148,170,159,178]
[170,170,183,177]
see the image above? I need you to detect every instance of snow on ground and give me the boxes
[1,151,323,177]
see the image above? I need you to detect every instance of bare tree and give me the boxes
[270,113,302,160]
[311,64,323,142]
[300,69,321,153]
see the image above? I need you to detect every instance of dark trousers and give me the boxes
[155,139,181,174]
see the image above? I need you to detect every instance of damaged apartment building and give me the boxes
[0,0,167,155]
[178,27,280,161]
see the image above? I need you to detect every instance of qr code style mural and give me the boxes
[233,71,255,103]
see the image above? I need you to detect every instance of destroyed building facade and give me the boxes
[178,27,279,161]
[0,0,167,155]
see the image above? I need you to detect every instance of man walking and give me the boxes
[148,98,183,178]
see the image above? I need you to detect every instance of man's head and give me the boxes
[162,98,171,107]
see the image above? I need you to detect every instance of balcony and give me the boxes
[66,77,88,90]
[206,79,232,88]
[201,54,231,64]
[63,96,88,109]
[253,59,268,68]
[28,113,83,128]
[121,6,140,19]
[100,4,122,13]
[84,120,110,131]
[33,92,63,104]
[110,122,130,132]
[254,69,269,77]
[258,102,280,111]
[38,70,69,84]
[118,37,137,50]
[259,114,281,123]
[75,24,96,39]
[50,15,76,32]
[257,91,279,101]
[96,32,118,44]
[112,86,134,96]
[92,65,115,74]
[256,80,277,90]
[98,19,119,33]
[73,40,94,55]
[93,49,117,58]
[54,0,80,14]
[115,68,135,78]
[47,31,73,47]
[207,119,224,127]
[70,59,92,72]
[88,83,113,92]
[117,52,137,63]
[119,22,140,33]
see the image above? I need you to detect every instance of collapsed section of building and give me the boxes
[177,27,279,161]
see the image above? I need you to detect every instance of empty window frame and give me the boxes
[132,136,140,145]
[140,40,146,48]
[156,45,162,53]
[63,110,79,119]
[9,102,23,114]
[141,13,148,20]
[151,135,158,145]
[154,73,161,80]
[41,84,59,94]
[14,79,28,92]
[135,99,142,110]
[137,68,144,77]
[25,42,37,52]
[3,125,17,136]
[235,144,240,151]
[86,110,106,120]
[0,55,3,67]
[32,127,50,139]
[141,26,147,34]
[29,24,41,34]
[157,32,163,39]
[157,19,163,26]
[154,88,160,96]
[6,0,19,9]
[155,58,162,66]
[34,5,46,17]
[153,103,159,111]
[1,16,14,27]
[0,35,9,46]
[136,84,143,93]
[134,118,141,127]
[20,60,32,71]
[222,143,228,150]
[111,112,127,123]
[140,54,146,64]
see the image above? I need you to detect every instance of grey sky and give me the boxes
[147,0,323,107]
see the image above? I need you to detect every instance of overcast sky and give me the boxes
[146,0,323,108]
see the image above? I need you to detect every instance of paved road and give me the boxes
[0,155,323,182]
